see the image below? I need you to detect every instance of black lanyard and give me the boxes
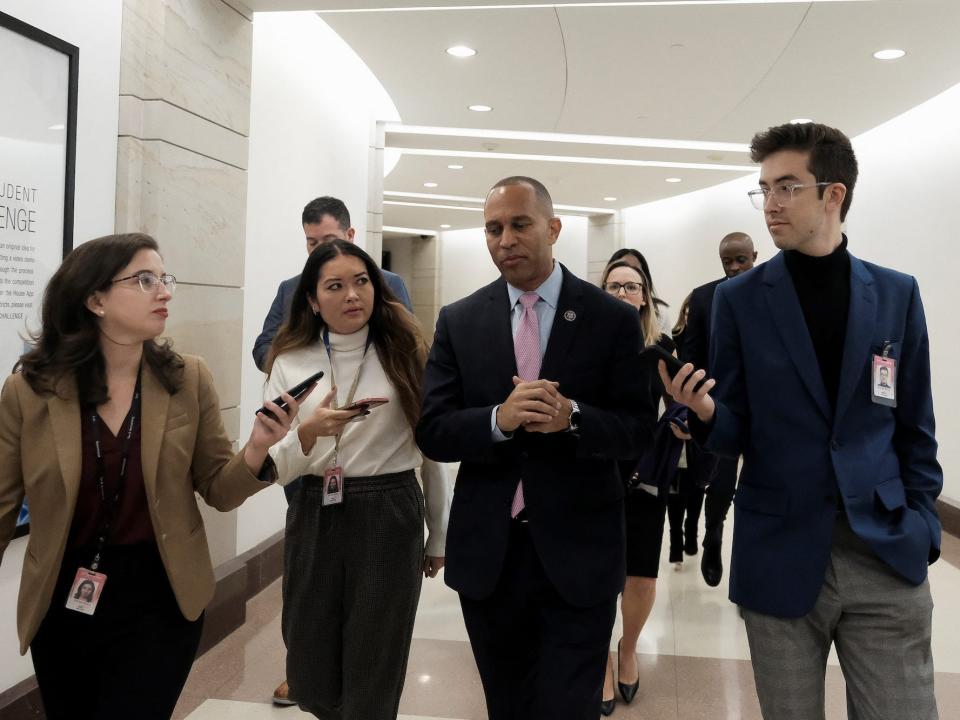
[86,372,142,571]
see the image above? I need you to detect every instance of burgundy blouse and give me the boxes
[68,409,155,549]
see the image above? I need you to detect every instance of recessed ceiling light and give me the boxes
[790,118,813,124]
[604,197,618,202]
[440,224,451,229]
[665,177,682,183]
[423,182,438,188]
[447,164,464,170]
[446,45,476,58]
[468,105,493,112]
[873,48,906,61]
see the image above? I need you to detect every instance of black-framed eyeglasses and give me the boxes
[747,182,834,210]
[111,271,177,294]
[603,281,644,296]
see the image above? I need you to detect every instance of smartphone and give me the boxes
[340,396,389,412]
[640,344,706,392]
[257,370,324,421]
[668,417,691,435]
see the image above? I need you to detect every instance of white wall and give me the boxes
[621,82,960,501]
[439,215,589,306]
[236,12,399,553]
[0,0,122,693]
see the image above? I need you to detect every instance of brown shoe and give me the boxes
[272,680,297,707]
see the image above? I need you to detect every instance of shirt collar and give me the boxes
[506,261,562,310]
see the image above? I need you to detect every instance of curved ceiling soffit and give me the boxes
[552,6,570,132]
[703,1,812,136]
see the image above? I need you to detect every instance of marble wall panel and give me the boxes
[120,0,252,135]
[119,95,249,169]
[162,284,244,409]
[116,137,247,288]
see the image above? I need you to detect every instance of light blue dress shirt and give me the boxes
[491,262,564,441]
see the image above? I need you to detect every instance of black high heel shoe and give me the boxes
[617,639,640,704]
[601,652,617,715]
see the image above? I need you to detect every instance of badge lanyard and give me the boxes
[66,371,141,615]
[321,329,372,505]
[88,371,142,571]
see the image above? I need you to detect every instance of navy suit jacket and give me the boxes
[706,250,942,618]
[416,266,656,607]
[252,268,412,371]
[680,277,724,370]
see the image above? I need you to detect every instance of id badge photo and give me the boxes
[322,465,344,506]
[65,567,107,616]
[871,354,897,407]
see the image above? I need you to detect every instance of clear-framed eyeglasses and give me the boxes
[603,281,644,296]
[747,182,834,210]
[111,271,177,294]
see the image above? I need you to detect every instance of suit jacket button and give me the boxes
[831,440,840,451]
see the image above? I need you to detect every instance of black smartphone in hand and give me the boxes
[257,370,324,422]
[640,344,706,392]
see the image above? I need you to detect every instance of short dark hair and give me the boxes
[488,176,555,218]
[302,196,351,229]
[749,122,859,221]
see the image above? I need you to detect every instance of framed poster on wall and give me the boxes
[0,10,79,538]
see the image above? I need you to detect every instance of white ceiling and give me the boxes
[247,0,960,233]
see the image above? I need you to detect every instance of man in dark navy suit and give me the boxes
[681,232,757,586]
[417,177,655,719]
[665,123,941,719]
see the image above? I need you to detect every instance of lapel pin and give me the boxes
[563,310,576,322]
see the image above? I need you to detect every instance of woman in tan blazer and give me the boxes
[0,233,306,720]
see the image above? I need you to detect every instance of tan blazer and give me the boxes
[0,355,272,654]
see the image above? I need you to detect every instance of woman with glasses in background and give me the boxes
[0,233,301,720]
[598,259,677,716]
[606,248,672,333]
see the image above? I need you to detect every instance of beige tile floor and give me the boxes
[176,522,960,720]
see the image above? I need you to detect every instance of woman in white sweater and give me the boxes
[264,239,450,720]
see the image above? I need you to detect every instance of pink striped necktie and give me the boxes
[511,292,541,518]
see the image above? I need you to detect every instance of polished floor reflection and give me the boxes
[175,523,960,719]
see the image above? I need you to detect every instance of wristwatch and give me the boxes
[567,399,581,434]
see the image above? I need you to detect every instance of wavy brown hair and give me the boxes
[267,240,427,430]
[16,233,184,404]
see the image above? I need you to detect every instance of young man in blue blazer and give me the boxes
[665,122,941,719]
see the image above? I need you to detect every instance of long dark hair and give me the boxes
[16,233,184,403]
[267,240,428,431]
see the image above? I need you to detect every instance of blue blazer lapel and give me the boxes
[762,253,832,421]
[540,267,584,381]
[834,257,876,424]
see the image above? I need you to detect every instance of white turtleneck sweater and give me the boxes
[266,326,450,555]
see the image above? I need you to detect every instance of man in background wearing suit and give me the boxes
[417,176,655,719]
[252,195,413,707]
[666,122,941,719]
[681,232,757,586]
[252,195,412,371]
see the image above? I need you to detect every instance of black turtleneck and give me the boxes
[783,235,851,411]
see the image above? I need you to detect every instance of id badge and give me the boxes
[65,567,107,615]
[871,354,897,407]
[322,466,344,506]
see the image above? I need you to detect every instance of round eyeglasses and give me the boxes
[747,182,834,210]
[111,271,177,294]
[603,281,644,296]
